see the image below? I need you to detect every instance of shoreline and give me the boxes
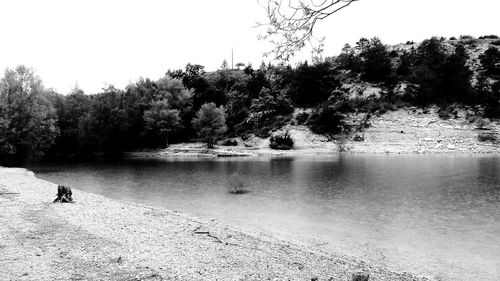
[127,108,500,159]
[0,167,426,280]
[126,143,500,160]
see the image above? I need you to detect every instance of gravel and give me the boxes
[0,167,427,281]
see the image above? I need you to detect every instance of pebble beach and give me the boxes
[0,167,426,281]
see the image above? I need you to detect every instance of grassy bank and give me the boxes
[0,167,426,281]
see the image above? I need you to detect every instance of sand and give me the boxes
[0,167,426,281]
[127,107,500,160]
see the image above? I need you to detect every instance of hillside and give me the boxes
[129,106,500,159]
[131,36,500,157]
[1,35,500,164]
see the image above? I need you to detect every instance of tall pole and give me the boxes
[231,47,234,70]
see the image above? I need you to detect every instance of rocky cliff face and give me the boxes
[343,107,500,154]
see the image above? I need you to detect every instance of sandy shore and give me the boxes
[127,108,499,160]
[0,167,426,281]
[345,108,500,154]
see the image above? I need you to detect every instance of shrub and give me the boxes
[475,118,491,130]
[333,100,355,113]
[269,131,294,150]
[353,134,365,141]
[295,112,309,125]
[478,132,498,143]
[492,40,500,46]
[460,35,475,40]
[308,105,346,135]
[222,139,238,146]
[479,35,499,39]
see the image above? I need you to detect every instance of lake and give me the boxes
[28,155,500,281]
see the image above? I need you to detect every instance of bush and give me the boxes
[295,112,309,125]
[460,35,475,40]
[438,108,453,120]
[353,134,365,141]
[222,139,238,146]
[269,131,294,150]
[475,118,491,130]
[492,40,500,46]
[479,35,499,39]
[478,132,498,143]
[308,105,346,135]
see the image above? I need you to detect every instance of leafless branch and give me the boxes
[256,0,359,61]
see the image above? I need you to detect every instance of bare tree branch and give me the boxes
[256,0,359,61]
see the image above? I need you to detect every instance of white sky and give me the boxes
[0,0,498,94]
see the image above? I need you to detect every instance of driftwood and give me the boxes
[53,185,75,203]
[193,226,223,243]
[352,272,369,281]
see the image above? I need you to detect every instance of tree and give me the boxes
[278,61,339,106]
[257,0,359,61]
[442,44,472,101]
[235,62,245,70]
[308,103,345,135]
[192,102,227,148]
[77,86,130,155]
[155,77,193,110]
[221,59,229,70]
[0,66,59,164]
[405,38,472,104]
[359,37,393,83]
[336,43,362,71]
[250,88,293,121]
[406,37,449,104]
[479,46,500,77]
[143,100,182,147]
[247,87,294,136]
[51,86,92,156]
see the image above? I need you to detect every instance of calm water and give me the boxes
[29,155,500,281]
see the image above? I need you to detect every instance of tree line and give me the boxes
[1,36,499,164]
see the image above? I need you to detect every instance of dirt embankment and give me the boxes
[0,167,425,281]
[128,108,500,159]
[345,107,500,154]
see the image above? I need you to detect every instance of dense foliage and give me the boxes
[1,35,499,164]
[269,131,294,150]
[0,66,58,164]
[192,103,227,148]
